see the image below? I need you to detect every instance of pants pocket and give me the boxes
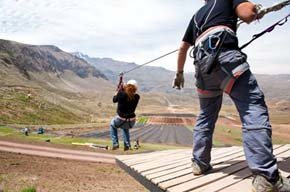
[195,60,224,91]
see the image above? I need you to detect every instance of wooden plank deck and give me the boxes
[116,145,290,192]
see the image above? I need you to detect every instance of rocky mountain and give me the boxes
[72,52,196,93]
[73,52,290,97]
[0,40,191,125]
[255,74,290,101]
[0,39,114,125]
[0,39,107,80]
[1,39,289,125]
[74,52,290,107]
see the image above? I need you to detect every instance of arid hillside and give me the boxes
[0,39,114,124]
[0,40,188,125]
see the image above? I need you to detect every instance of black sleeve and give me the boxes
[131,94,140,113]
[135,94,140,105]
[113,91,123,103]
[182,17,195,46]
[113,94,118,103]
[233,0,248,9]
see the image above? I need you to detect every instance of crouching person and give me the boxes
[110,80,140,151]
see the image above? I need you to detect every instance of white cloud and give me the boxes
[0,0,289,74]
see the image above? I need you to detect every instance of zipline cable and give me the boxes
[237,0,290,27]
[118,0,290,77]
[121,49,179,75]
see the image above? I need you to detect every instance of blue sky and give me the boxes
[0,0,289,74]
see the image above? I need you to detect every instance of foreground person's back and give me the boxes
[173,0,290,191]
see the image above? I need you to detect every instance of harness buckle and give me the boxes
[208,35,221,50]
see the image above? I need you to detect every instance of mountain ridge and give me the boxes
[0,39,289,125]
[73,52,290,99]
[0,39,107,80]
[0,39,114,124]
[72,52,196,93]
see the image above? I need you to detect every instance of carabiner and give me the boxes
[208,35,220,50]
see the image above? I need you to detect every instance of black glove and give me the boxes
[172,71,184,90]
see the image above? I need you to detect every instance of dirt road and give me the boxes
[0,140,115,164]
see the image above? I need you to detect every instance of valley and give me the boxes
[1,39,290,145]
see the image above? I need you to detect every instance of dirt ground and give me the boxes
[0,151,147,192]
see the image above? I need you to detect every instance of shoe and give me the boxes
[252,174,290,192]
[274,175,290,192]
[191,161,212,175]
[112,144,119,150]
[124,146,132,151]
[133,144,139,150]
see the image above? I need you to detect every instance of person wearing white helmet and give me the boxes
[110,79,140,151]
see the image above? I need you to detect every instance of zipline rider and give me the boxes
[173,0,290,191]
[110,79,140,151]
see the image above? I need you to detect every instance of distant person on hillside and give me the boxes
[110,80,140,151]
[23,127,29,136]
[173,0,290,191]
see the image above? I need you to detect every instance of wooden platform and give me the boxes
[116,145,290,192]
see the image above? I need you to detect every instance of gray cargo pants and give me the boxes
[193,50,279,181]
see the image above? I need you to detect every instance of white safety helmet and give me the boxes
[127,79,138,88]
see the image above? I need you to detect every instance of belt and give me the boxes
[117,116,136,121]
[195,25,236,47]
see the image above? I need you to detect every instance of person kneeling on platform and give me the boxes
[110,80,140,151]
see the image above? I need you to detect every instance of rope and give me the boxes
[118,0,290,75]
[116,49,178,90]
[121,49,178,75]
[237,0,290,27]
[240,13,290,50]
[261,0,290,14]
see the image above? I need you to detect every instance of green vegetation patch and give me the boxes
[0,88,83,125]
[22,186,37,192]
[24,134,184,153]
[213,124,242,147]
[137,116,149,124]
[0,51,11,59]
[0,126,16,136]
[0,127,186,154]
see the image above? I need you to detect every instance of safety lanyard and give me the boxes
[240,13,290,50]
